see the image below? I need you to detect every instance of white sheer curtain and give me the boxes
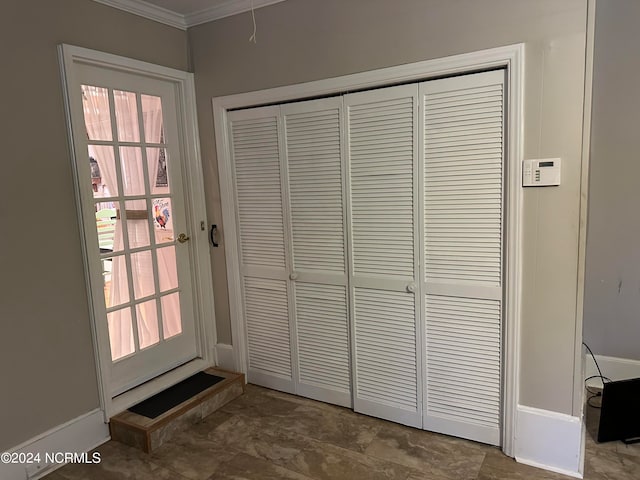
[82,87,181,361]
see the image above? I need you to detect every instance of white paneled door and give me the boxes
[421,70,505,445]
[345,85,422,427]
[229,98,351,406]
[229,107,293,392]
[282,99,351,407]
[69,60,200,397]
[228,69,505,445]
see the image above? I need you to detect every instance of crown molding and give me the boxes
[93,0,187,29]
[185,0,287,27]
[92,0,287,30]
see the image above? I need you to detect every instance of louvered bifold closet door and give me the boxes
[345,85,422,427]
[282,98,351,407]
[228,107,294,393]
[421,70,505,446]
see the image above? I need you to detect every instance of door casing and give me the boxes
[59,44,216,420]
[213,44,525,456]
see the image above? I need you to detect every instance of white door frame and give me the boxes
[213,43,524,456]
[59,44,217,420]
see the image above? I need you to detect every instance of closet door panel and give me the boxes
[421,70,504,445]
[232,113,287,271]
[229,107,293,392]
[294,282,350,405]
[353,287,419,425]
[282,98,351,407]
[349,95,415,279]
[244,277,292,391]
[285,103,346,274]
[346,85,422,427]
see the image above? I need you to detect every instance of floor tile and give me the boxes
[584,446,640,480]
[54,441,188,480]
[208,452,315,479]
[614,442,640,459]
[238,400,381,453]
[224,419,414,480]
[365,421,487,479]
[220,385,301,418]
[192,414,261,445]
[258,386,352,416]
[43,382,640,480]
[477,451,570,480]
[38,472,67,480]
[150,428,238,480]
[213,387,380,453]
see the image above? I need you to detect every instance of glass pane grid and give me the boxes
[104,287,179,314]
[88,140,167,149]
[83,84,182,362]
[89,193,176,202]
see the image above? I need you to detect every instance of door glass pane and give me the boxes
[82,85,112,141]
[104,255,129,308]
[131,250,155,299]
[125,199,150,248]
[114,90,140,142]
[107,308,134,361]
[158,246,178,292]
[161,293,182,339]
[95,202,120,253]
[136,300,160,349]
[102,258,112,306]
[152,197,174,243]
[147,148,170,194]
[141,94,164,144]
[120,147,145,196]
[88,145,118,198]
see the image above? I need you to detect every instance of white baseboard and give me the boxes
[515,405,583,478]
[0,409,109,480]
[585,354,640,387]
[214,343,236,371]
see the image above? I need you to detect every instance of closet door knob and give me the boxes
[290,272,299,280]
[406,283,416,293]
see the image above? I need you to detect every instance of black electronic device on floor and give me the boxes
[597,377,640,444]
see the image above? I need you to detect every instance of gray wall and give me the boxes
[0,0,591,453]
[189,0,589,414]
[583,0,640,361]
[0,0,188,451]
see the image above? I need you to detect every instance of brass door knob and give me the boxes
[177,233,190,243]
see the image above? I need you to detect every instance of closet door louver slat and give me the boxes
[422,70,504,446]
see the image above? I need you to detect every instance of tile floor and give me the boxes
[45,384,639,480]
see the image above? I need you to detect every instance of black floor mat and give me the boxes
[128,372,224,419]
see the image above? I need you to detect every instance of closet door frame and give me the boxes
[214,44,524,456]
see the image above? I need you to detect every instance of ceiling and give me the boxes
[93,0,287,29]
